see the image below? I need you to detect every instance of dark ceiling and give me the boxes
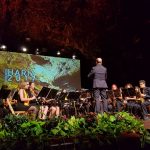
[0,0,150,88]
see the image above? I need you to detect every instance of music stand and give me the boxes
[46,89,58,99]
[0,89,11,99]
[67,91,81,101]
[37,87,51,98]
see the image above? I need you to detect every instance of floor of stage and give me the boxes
[144,120,150,129]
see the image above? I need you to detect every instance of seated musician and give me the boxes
[123,83,141,116]
[48,104,60,119]
[79,89,92,114]
[111,84,123,112]
[39,89,60,119]
[27,82,49,120]
[48,89,61,118]
[57,89,70,117]
[27,82,39,105]
[139,80,150,120]
[0,84,9,118]
[14,82,38,119]
[107,85,114,112]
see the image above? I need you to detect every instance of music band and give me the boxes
[0,58,150,120]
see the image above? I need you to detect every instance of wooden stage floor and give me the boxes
[144,120,150,129]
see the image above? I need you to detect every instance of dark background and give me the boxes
[0,0,150,89]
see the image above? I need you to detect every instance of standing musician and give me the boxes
[14,82,38,119]
[139,80,150,120]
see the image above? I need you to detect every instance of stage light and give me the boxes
[25,37,31,42]
[57,51,61,56]
[0,45,7,50]
[72,54,76,59]
[35,48,40,55]
[21,47,28,52]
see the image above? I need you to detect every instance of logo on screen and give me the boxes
[4,69,36,82]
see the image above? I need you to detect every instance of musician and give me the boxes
[139,80,150,120]
[28,82,38,96]
[88,58,108,113]
[123,83,141,116]
[48,104,60,119]
[39,88,61,119]
[27,82,38,105]
[27,82,49,120]
[0,84,9,118]
[57,89,69,116]
[111,84,123,112]
[14,82,38,119]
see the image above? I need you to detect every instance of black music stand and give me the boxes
[0,89,11,99]
[67,91,81,101]
[122,88,136,97]
[46,89,58,99]
[37,87,51,98]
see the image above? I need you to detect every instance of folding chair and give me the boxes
[6,98,27,116]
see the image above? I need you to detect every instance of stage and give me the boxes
[144,120,150,129]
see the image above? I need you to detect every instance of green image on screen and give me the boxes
[0,51,81,91]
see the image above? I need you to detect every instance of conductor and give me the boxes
[88,58,108,113]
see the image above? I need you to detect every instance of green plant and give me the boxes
[4,114,29,131]
[0,112,149,149]
[2,114,29,139]
[50,116,86,137]
[20,120,46,138]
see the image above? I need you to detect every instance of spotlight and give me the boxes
[72,54,76,59]
[0,45,7,50]
[21,47,28,52]
[35,48,40,55]
[57,51,61,56]
[25,37,31,42]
